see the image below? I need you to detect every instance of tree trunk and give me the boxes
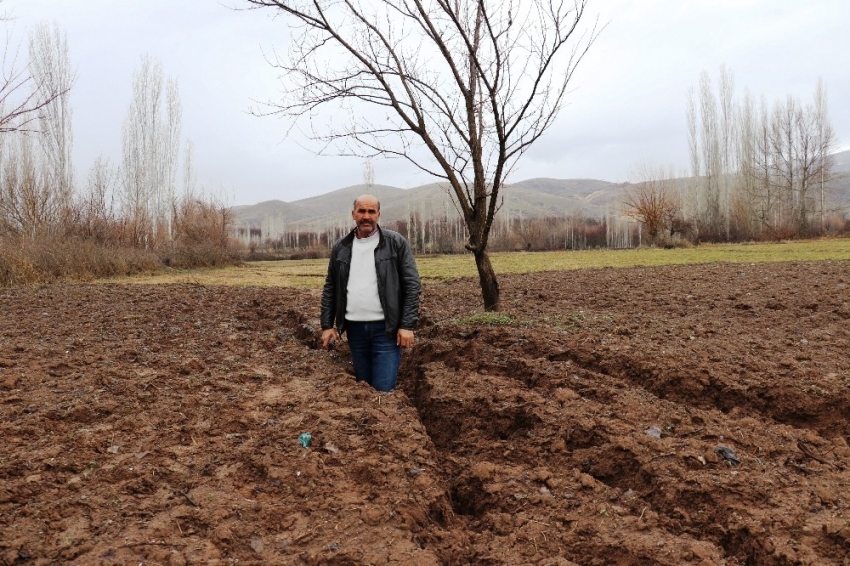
[474,249,500,311]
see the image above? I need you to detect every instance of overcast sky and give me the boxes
[7,0,849,206]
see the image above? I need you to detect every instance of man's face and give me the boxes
[352,197,380,237]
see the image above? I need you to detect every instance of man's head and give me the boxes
[352,194,380,238]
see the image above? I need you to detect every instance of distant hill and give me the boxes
[233,151,850,237]
[828,149,850,208]
[232,177,628,237]
[232,184,407,232]
[832,148,850,173]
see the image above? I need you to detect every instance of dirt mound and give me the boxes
[2,260,849,564]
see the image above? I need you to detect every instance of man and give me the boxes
[320,194,421,392]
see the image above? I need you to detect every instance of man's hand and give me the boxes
[397,328,414,348]
[322,328,339,350]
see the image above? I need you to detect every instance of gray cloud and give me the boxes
[8,0,849,205]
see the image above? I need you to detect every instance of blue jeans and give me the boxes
[345,320,401,392]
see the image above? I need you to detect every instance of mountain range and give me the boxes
[233,150,850,236]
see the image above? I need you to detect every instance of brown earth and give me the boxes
[2,260,850,565]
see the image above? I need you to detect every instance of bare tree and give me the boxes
[744,95,781,236]
[782,92,834,235]
[28,23,74,217]
[622,165,681,246]
[685,89,699,179]
[698,71,722,238]
[244,0,600,311]
[718,66,735,239]
[76,156,117,242]
[0,133,53,237]
[813,78,835,232]
[770,96,797,230]
[182,138,196,199]
[687,68,737,240]
[121,56,182,247]
[0,12,66,134]
[162,77,181,237]
[0,17,75,240]
[684,86,702,232]
[734,90,759,239]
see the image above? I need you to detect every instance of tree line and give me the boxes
[238,207,641,259]
[0,23,236,286]
[625,68,845,245]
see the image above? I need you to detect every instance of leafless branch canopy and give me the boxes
[622,165,683,245]
[0,31,66,134]
[246,0,598,251]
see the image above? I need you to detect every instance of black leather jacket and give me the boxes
[321,226,421,338]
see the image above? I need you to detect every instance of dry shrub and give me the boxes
[287,249,328,260]
[159,241,241,269]
[0,248,39,287]
[173,197,228,246]
[165,196,242,268]
[0,237,161,287]
[670,238,694,249]
[661,238,694,249]
[0,193,243,287]
[243,250,288,261]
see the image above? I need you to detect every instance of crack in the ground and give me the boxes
[396,323,849,565]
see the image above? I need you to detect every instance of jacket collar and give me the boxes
[343,225,383,246]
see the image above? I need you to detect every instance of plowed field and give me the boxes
[2,260,849,565]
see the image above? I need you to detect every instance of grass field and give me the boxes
[106,237,850,288]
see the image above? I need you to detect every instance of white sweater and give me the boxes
[345,232,384,321]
